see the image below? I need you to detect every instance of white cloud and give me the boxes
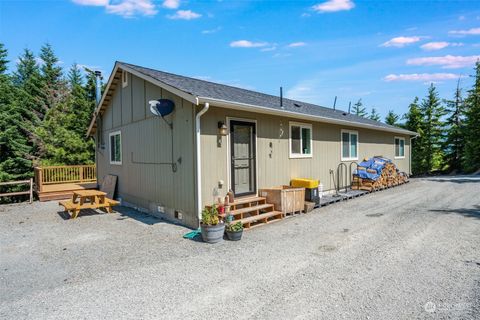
[406,55,480,69]
[288,42,307,47]
[72,0,157,17]
[260,46,277,52]
[72,0,107,5]
[167,9,201,20]
[202,27,221,34]
[230,40,269,48]
[106,0,157,17]
[312,0,355,13]
[383,73,463,82]
[420,41,463,51]
[381,36,422,48]
[162,0,179,9]
[449,27,480,36]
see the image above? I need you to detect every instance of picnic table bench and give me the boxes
[59,190,119,219]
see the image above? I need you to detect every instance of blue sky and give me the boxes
[1,0,479,119]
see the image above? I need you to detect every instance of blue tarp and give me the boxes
[354,157,392,181]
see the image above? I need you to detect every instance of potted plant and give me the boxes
[225,221,243,241]
[200,205,225,244]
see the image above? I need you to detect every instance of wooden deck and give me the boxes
[34,165,97,201]
[37,182,97,201]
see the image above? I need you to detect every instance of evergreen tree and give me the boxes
[463,61,480,173]
[39,43,65,114]
[443,79,465,172]
[369,107,381,121]
[0,44,8,74]
[351,99,367,117]
[403,97,425,175]
[419,84,446,173]
[385,110,400,126]
[0,44,33,185]
[13,48,45,120]
[36,62,95,165]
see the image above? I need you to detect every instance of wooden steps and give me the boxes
[220,196,284,229]
[232,210,283,229]
[37,182,97,201]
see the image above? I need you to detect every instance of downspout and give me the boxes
[195,102,210,225]
[409,134,419,176]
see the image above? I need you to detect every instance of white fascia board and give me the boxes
[197,96,417,136]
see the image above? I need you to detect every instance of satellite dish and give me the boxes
[149,99,175,117]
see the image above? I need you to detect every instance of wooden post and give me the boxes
[38,168,43,192]
[29,178,33,204]
[79,166,84,183]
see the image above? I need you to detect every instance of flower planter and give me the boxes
[200,223,225,244]
[226,229,243,241]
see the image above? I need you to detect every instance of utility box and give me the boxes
[291,178,320,208]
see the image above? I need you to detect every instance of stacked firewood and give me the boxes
[351,162,409,192]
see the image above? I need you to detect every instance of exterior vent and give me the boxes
[294,103,301,108]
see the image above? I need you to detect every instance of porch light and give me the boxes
[218,121,228,136]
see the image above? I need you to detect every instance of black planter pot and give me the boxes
[226,230,243,241]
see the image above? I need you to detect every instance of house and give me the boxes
[87,62,416,229]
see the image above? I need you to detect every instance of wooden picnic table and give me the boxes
[59,189,119,219]
[73,189,107,206]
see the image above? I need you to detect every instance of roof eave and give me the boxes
[197,96,417,136]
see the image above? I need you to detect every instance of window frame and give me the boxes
[289,121,313,159]
[340,129,359,161]
[394,136,405,159]
[122,70,128,88]
[109,130,122,165]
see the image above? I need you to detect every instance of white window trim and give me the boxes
[394,136,406,159]
[289,121,313,159]
[122,70,128,88]
[109,130,122,165]
[341,129,359,161]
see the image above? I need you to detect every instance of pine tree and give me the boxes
[0,44,33,186]
[443,79,465,172]
[369,107,381,121]
[385,110,400,126]
[39,43,65,114]
[420,84,446,174]
[403,97,425,175]
[351,99,367,117]
[0,44,8,74]
[463,61,480,173]
[36,62,95,165]
[13,48,45,121]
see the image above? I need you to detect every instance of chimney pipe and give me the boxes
[95,71,102,105]
[280,86,283,109]
[333,96,337,110]
[348,101,352,114]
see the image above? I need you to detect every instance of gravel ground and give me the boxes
[1,176,479,319]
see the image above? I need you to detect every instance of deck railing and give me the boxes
[34,165,96,192]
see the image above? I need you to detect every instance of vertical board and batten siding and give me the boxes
[200,106,410,208]
[97,72,197,228]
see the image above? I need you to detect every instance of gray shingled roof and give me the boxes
[120,62,416,135]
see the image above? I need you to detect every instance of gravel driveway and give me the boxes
[1,176,479,319]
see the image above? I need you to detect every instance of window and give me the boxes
[122,70,128,88]
[395,137,405,158]
[109,131,122,165]
[289,122,312,158]
[341,130,358,161]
